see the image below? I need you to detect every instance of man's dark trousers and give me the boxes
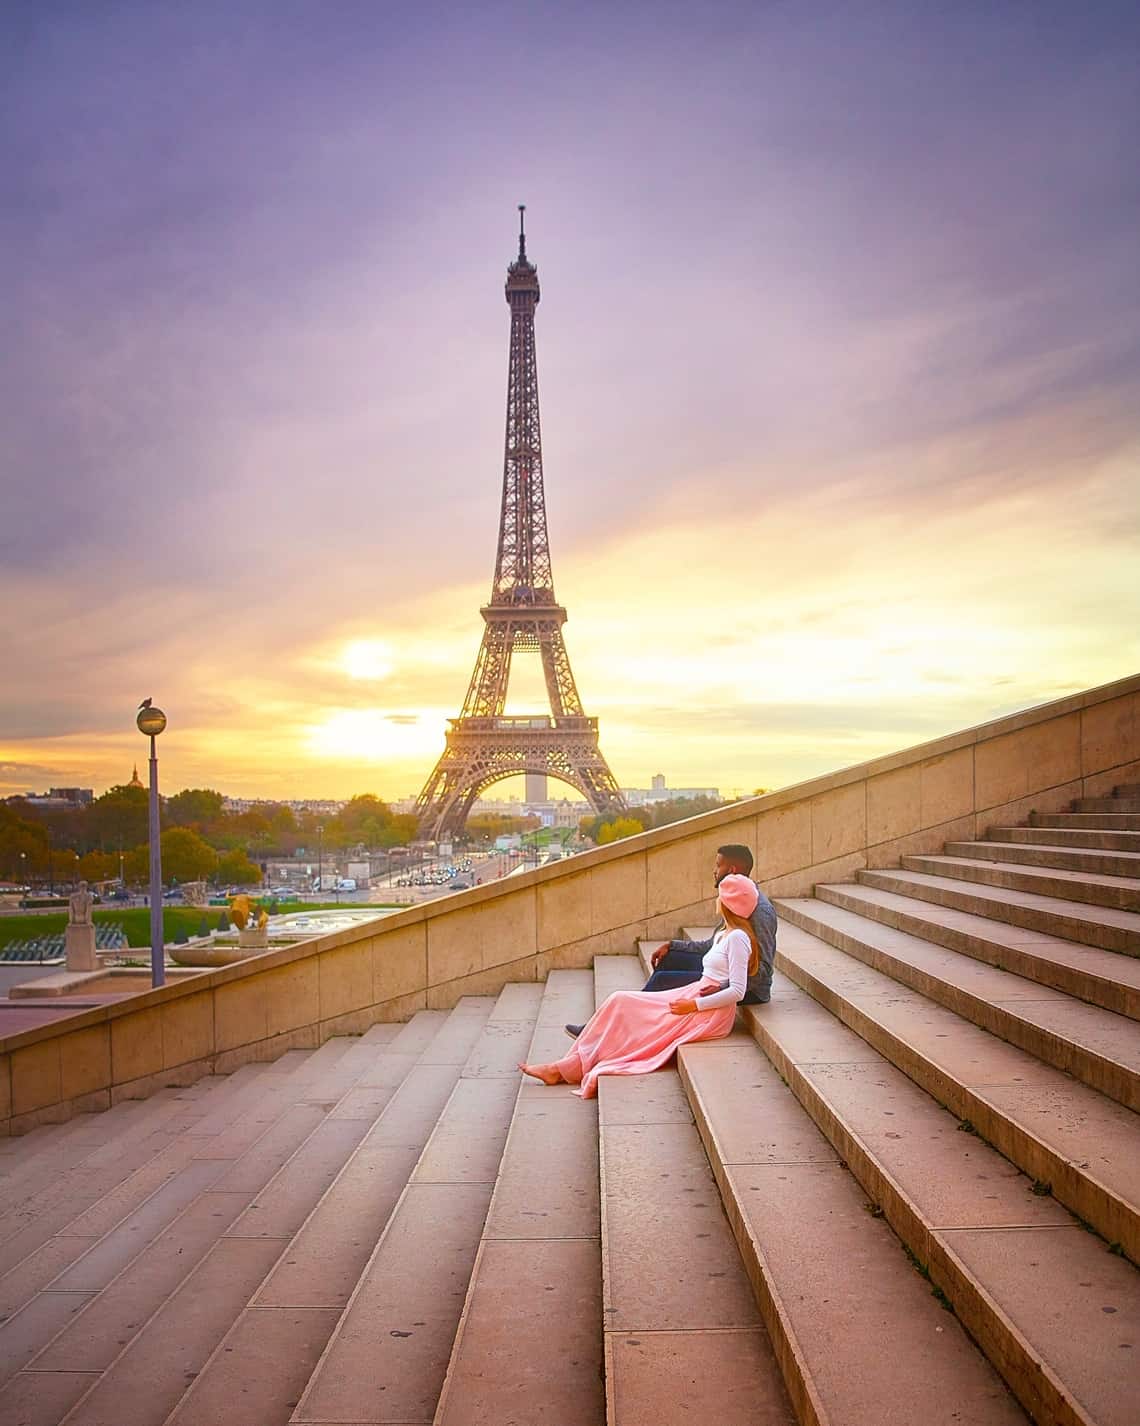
[642,948,705,993]
[643,947,767,1004]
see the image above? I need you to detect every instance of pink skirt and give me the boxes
[552,977,737,1099]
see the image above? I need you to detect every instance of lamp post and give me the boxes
[19,851,26,894]
[136,701,167,988]
[317,823,323,899]
[47,828,54,897]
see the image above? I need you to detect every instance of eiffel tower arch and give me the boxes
[415,210,625,842]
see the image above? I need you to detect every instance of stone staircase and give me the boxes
[0,788,1136,1425]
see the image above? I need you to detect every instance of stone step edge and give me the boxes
[431,971,599,1426]
[0,1050,334,1325]
[812,884,1140,1022]
[0,1068,261,1216]
[772,934,1139,1265]
[856,869,1140,958]
[289,995,525,1425]
[0,1054,317,1259]
[945,841,1140,877]
[672,1038,831,1426]
[736,1000,1098,1426]
[776,899,1139,1113]
[901,854,1140,913]
[990,826,1140,848]
[158,1011,462,1426]
[1034,814,1140,830]
[4,1028,425,1396]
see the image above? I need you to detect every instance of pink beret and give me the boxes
[718,873,759,918]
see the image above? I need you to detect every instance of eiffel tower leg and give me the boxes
[538,625,584,718]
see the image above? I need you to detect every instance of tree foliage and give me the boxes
[159,827,218,882]
[165,788,225,827]
[216,848,261,887]
[87,785,149,850]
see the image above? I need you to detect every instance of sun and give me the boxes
[340,640,394,682]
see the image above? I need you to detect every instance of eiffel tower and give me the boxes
[415,209,625,841]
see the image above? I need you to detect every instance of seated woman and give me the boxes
[518,873,760,1099]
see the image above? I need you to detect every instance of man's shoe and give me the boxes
[564,1023,583,1039]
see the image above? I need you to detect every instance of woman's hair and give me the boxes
[719,901,759,976]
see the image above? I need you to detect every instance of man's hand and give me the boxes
[669,999,697,1015]
[650,940,671,969]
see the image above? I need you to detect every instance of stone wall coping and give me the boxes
[2,668,1135,1060]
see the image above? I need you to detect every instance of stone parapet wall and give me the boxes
[2,673,1137,1135]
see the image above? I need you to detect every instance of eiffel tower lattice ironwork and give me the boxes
[415,209,625,841]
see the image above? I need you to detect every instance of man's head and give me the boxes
[713,843,754,885]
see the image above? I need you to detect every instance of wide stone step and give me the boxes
[991,824,1140,852]
[773,922,1140,1263]
[776,896,1140,1110]
[0,1026,414,1421]
[290,988,539,1426]
[594,956,795,1426]
[1033,812,1140,831]
[0,1060,309,1289]
[434,970,602,1426]
[738,982,1140,1426]
[0,1047,332,1393]
[678,1032,1032,1426]
[858,867,1140,956]
[1074,797,1140,813]
[901,853,1140,913]
[947,832,1140,878]
[814,881,1140,1020]
[0,1077,230,1208]
[162,1009,473,1426]
[946,838,1140,879]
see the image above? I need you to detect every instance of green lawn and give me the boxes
[0,900,407,950]
[0,908,211,950]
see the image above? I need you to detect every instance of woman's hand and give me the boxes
[669,999,698,1015]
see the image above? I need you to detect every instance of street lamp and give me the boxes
[19,851,26,895]
[136,700,167,988]
[317,823,323,899]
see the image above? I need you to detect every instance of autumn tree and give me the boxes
[165,788,225,828]
[158,827,218,883]
[88,784,149,852]
[596,816,649,845]
[215,849,261,887]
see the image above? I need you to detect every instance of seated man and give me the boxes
[566,842,777,1037]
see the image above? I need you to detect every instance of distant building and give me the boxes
[17,786,95,811]
[128,765,144,789]
[621,773,719,807]
[51,787,94,805]
[222,797,344,816]
[525,772,547,802]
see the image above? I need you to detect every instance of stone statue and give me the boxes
[66,880,97,970]
[69,881,94,926]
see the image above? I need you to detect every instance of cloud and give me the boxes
[2,3,1137,800]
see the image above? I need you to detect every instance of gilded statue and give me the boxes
[229,894,269,931]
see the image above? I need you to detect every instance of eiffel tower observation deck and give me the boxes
[415,208,625,840]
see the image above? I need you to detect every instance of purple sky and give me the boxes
[3,2,1138,798]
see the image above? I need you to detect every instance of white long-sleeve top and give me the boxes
[693,928,752,1011]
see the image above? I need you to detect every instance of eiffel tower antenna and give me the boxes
[414,212,625,840]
